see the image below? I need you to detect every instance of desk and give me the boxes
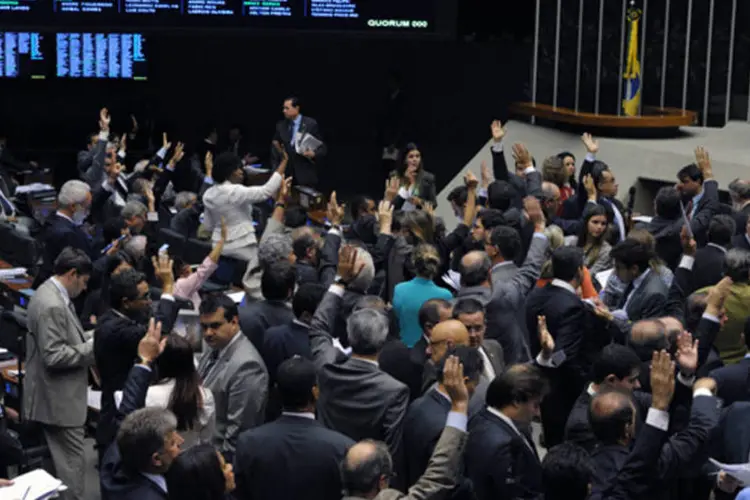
[0,259,34,310]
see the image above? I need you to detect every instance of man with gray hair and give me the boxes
[122,200,150,235]
[241,232,295,299]
[170,191,201,238]
[35,179,95,286]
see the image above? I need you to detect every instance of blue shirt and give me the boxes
[691,189,704,219]
[291,114,303,146]
[393,277,453,348]
[737,487,750,500]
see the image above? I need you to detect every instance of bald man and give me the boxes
[457,251,492,305]
[340,355,469,500]
[421,320,470,392]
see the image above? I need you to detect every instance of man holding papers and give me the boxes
[272,96,327,188]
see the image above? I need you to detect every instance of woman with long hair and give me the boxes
[390,143,437,211]
[565,204,613,274]
[116,335,215,448]
[542,156,573,215]
[166,443,235,500]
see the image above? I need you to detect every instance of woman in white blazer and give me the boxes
[202,148,288,267]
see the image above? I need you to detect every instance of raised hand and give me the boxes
[378,200,394,234]
[169,142,185,167]
[511,143,532,168]
[327,191,345,225]
[151,252,174,288]
[220,217,228,242]
[337,245,363,283]
[384,176,400,202]
[205,151,214,177]
[480,160,491,189]
[582,132,599,154]
[675,331,699,375]
[162,132,171,151]
[99,107,111,131]
[138,318,166,365]
[583,174,597,200]
[680,225,697,256]
[119,134,127,153]
[523,196,544,228]
[490,120,507,143]
[538,315,555,358]
[464,170,479,191]
[277,175,293,202]
[442,355,469,412]
[650,350,676,411]
[422,201,435,218]
[706,276,733,317]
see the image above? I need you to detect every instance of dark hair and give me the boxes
[542,443,593,500]
[109,269,147,310]
[171,257,189,281]
[685,292,707,333]
[292,283,326,320]
[708,215,735,247]
[261,261,296,301]
[589,389,634,445]
[277,356,317,410]
[417,298,451,332]
[551,246,584,282]
[285,96,300,108]
[477,208,506,232]
[165,443,225,500]
[96,253,131,315]
[211,152,242,183]
[452,298,485,319]
[677,164,703,184]
[487,180,516,211]
[284,205,308,229]
[399,142,423,174]
[654,186,682,220]
[592,344,642,384]
[340,440,392,497]
[557,151,577,186]
[292,231,317,260]
[577,204,609,255]
[350,195,374,220]
[402,210,434,244]
[610,239,653,273]
[459,252,492,287]
[156,336,203,431]
[447,186,468,208]
[590,161,611,192]
[435,346,483,385]
[53,247,93,277]
[486,365,549,409]
[199,293,238,322]
[488,226,522,262]
[102,217,127,244]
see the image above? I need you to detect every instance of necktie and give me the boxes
[685,199,694,221]
[201,349,220,379]
[618,281,635,310]
[289,122,295,145]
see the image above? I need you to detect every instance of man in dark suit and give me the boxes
[169,195,201,239]
[588,359,720,500]
[452,298,504,382]
[637,186,684,270]
[526,247,609,448]
[36,180,96,287]
[732,216,750,251]
[564,344,647,453]
[456,251,493,306]
[292,225,340,288]
[403,346,482,497]
[488,121,543,211]
[676,151,720,248]
[692,215,733,290]
[729,178,750,236]
[101,320,182,500]
[94,266,180,459]
[710,316,750,406]
[272,96,326,188]
[466,364,549,500]
[238,260,296,349]
[234,357,354,500]
[408,298,453,399]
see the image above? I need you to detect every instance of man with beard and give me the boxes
[93,256,180,462]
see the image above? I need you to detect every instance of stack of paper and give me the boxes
[3,468,65,499]
[14,183,55,194]
[0,268,27,279]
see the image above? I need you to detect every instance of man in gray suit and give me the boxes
[340,355,469,500]
[197,293,269,463]
[484,197,549,365]
[24,247,95,500]
[456,251,493,306]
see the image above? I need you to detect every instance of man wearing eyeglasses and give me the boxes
[452,298,505,383]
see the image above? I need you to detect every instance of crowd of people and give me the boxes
[2,102,750,500]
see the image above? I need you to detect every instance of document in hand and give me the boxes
[709,458,750,486]
[295,133,323,155]
[1,468,65,499]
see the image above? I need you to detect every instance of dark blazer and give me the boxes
[261,321,312,386]
[625,270,669,322]
[392,170,438,209]
[403,389,474,499]
[490,145,544,209]
[273,116,326,187]
[691,180,721,248]
[525,283,608,447]
[234,414,354,500]
[100,365,160,500]
[691,244,727,290]
[466,408,541,500]
[710,357,750,406]
[317,357,410,462]
[733,204,750,236]
[94,298,180,449]
[709,402,750,500]
[295,230,341,288]
[238,299,294,350]
[732,233,750,252]
[169,205,201,239]
[637,216,683,271]
[379,339,424,402]
[35,213,95,287]
[589,395,720,500]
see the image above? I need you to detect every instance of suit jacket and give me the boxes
[197,333,269,460]
[80,139,108,187]
[379,339,425,402]
[710,357,750,406]
[234,414,354,500]
[732,233,750,252]
[94,298,180,447]
[691,243,727,290]
[691,180,721,248]
[489,145,543,209]
[273,116,326,187]
[466,408,542,500]
[486,234,549,365]
[392,170,438,209]
[709,402,750,500]
[23,279,94,427]
[590,395,720,500]
[456,285,492,307]
[295,230,341,288]
[238,299,295,350]
[733,204,750,236]
[100,365,162,500]
[625,270,669,322]
[169,205,201,239]
[637,217,684,271]
[36,214,95,287]
[317,357,410,460]
[343,426,467,500]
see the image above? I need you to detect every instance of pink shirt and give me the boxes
[173,256,219,310]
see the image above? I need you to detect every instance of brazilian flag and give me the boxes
[623,9,642,116]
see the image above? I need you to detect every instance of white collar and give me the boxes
[550,279,577,295]
[631,268,651,291]
[433,386,451,403]
[141,472,167,493]
[491,260,514,272]
[587,383,597,397]
[49,277,70,306]
[707,242,727,254]
[293,319,311,329]
[352,355,379,367]
[56,211,74,223]
[486,406,529,445]
[281,411,315,420]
